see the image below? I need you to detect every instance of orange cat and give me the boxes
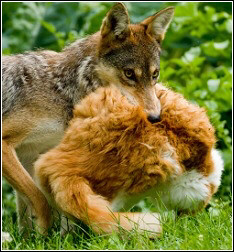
[34,84,223,236]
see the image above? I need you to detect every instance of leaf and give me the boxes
[225,19,232,33]
[204,100,218,110]
[214,40,229,50]
[194,90,207,99]
[191,57,205,67]
[175,2,198,17]
[182,47,201,63]
[41,20,56,34]
[207,79,220,93]
[170,58,187,67]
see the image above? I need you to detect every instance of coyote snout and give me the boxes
[139,86,161,123]
[119,84,162,123]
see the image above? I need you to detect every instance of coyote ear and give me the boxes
[142,7,174,43]
[101,3,130,40]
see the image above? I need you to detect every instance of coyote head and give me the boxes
[96,3,174,123]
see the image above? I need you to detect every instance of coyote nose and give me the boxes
[147,114,161,124]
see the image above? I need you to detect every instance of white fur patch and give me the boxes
[207,148,224,188]
[152,170,210,211]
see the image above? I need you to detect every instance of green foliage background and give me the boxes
[2,2,232,219]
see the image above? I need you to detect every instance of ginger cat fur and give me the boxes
[34,83,223,236]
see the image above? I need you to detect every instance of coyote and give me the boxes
[2,3,174,233]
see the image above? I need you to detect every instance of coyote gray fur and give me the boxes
[2,3,174,234]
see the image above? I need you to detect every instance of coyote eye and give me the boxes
[124,69,135,80]
[152,70,159,80]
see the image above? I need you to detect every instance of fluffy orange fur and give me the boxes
[34,84,216,235]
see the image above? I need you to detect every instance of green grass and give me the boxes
[2,197,232,250]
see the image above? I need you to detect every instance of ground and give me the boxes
[2,196,232,250]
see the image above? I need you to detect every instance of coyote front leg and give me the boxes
[2,140,51,234]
